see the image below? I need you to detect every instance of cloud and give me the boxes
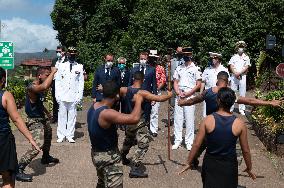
[0,0,54,25]
[1,18,59,53]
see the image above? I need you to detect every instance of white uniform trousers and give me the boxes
[150,92,161,134]
[173,97,195,147]
[231,75,247,112]
[202,101,206,118]
[57,101,77,140]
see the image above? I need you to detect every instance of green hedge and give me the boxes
[252,90,284,134]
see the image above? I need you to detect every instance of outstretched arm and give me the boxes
[178,90,206,106]
[100,94,143,127]
[139,90,173,102]
[237,97,282,107]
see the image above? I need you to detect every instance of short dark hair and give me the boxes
[217,87,236,110]
[0,67,6,80]
[103,80,120,98]
[57,45,67,52]
[217,71,229,83]
[133,71,144,81]
[36,67,50,76]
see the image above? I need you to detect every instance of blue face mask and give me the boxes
[118,63,126,70]
[183,56,191,62]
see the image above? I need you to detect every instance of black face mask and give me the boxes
[69,55,76,62]
[177,53,183,59]
[183,56,191,62]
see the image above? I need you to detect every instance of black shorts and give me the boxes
[0,131,18,173]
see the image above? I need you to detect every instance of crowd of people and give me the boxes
[0,42,282,188]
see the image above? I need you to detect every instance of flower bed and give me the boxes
[250,90,284,156]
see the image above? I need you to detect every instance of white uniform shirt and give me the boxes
[173,62,202,91]
[171,57,184,80]
[228,53,250,74]
[202,64,229,89]
[55,60,84,103]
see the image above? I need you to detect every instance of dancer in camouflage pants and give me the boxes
[91,149,123,188]
[19,118,52,165]
[121,120,150,165]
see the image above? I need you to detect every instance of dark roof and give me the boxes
[21,59,52,67]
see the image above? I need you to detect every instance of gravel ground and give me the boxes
[6,92,284,188]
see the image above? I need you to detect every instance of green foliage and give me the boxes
[84,73,94,96]
[51,0,284,72]
[252,90,284,134]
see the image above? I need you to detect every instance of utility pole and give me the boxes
[0,19,8,87]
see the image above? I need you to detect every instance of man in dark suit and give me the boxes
[128,52,157,124]
[91,54,121,102]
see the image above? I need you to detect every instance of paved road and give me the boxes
[7,97,284,188]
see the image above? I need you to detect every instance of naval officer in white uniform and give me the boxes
[201,52,229,117]
[55,47,84,143]
[228,41,251,115]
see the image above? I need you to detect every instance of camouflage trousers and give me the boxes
[91,149,123,188]
[19,117,52,165]
[121,119,150,164]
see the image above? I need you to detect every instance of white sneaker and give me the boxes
[67,138,75,143]
[186,144,192,151]
[57,138,64,143]
[239,110,245,115]
[172,143,180,150]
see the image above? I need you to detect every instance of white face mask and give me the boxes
[139,59,147,66]
[106,61,113,68]
[238,48,244,54]
[56,52,62,59]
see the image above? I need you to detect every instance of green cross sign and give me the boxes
[0,41,14,69]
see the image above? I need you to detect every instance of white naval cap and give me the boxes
[209,52,222,58]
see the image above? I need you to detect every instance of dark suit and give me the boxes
[91,65,121,101]
[128,64,157,123]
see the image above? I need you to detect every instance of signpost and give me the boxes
[0,41,14,69]
[276,63,284,78]
[0,41,14,87]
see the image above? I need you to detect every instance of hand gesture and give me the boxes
[243,168,256,180]
[51,67,58,73]
[178,98,186,106]
[178,164,191,175]
[167,90,173,98]
[30,139,42,152]
[96,84,103,92]
[270,100,282,108]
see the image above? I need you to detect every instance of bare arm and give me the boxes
[179,118,207,174]
[239,120,256,180]
[200,82,205,93]
[31,68,57,93]
[173,79,180,95]
[139,90,173,102]
[184,80,202,98]
[179,90,205,106]
[100,94,143,127]
[119,87,128,98]
[237,97,281,107]
[4,92,41,151]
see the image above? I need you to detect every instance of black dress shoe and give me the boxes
[41,155,59,164]
[151,133,158,137]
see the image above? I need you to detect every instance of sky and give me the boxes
[0,0,58,53]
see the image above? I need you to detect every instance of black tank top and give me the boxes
[206,112,238,157]
[87,105,118,152]
[124,86,145,115]
[204,88,218,115]
[0,90,10,132]
[25,83,45,118]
